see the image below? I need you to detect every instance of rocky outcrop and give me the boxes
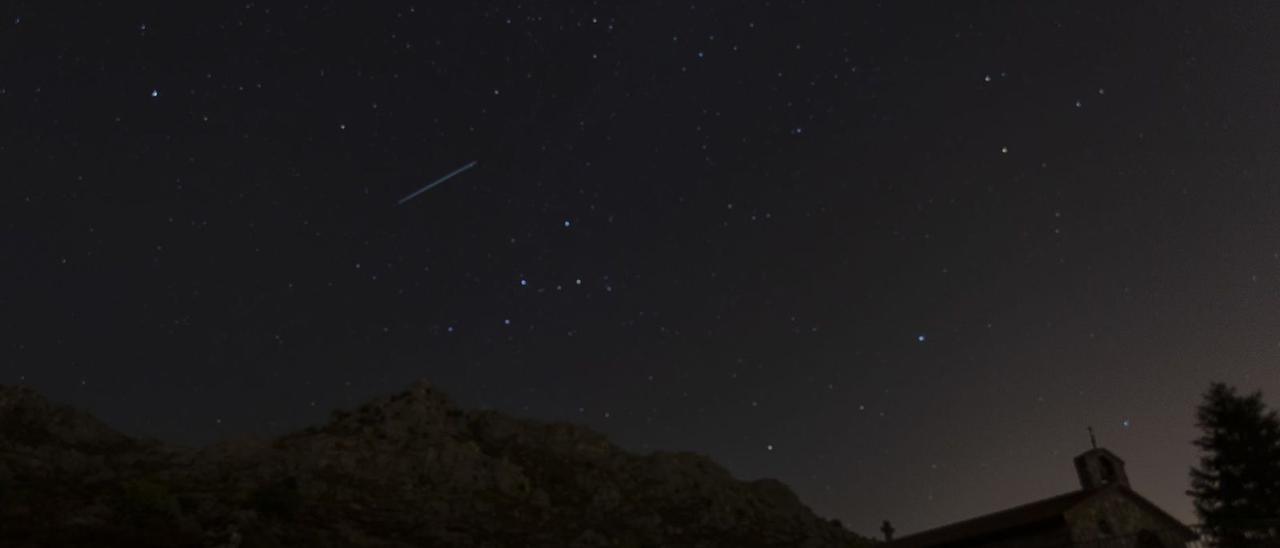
[0,381,871,547]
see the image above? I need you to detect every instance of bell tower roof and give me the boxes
[1073,430,1129,490]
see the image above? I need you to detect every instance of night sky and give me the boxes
[6,1,1280,537]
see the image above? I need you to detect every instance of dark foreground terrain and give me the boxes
[0,381,871,547]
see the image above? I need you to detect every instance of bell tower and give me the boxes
[1073,427,1129,490]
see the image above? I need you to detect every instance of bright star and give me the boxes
[917,334,926,343]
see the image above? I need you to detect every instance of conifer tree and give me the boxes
[1188,382,1280,546]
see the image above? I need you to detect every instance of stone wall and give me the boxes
[1064,489,1189,547]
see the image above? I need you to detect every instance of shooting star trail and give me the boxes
[397,160,478,206]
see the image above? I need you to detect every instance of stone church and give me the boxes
[886,442,1197,547]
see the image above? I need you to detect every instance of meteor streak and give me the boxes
[397,160,478,205]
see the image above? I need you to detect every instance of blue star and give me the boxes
[150,89,159,98]
[563,219,571,228]
[916,334,926,343]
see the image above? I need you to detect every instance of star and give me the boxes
[150,89,159,98]
[916,334,926,343]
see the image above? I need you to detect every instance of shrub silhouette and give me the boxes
[251,476,303,519]
[118,477,177,522]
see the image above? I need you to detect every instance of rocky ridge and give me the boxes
[0,381,872,547]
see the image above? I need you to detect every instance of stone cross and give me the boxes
[881,520,896,542]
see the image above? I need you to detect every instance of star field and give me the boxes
[5,1,1280,537]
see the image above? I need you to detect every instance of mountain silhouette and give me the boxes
[0,381,871,547]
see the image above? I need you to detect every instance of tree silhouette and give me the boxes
[1188,382,1280,546]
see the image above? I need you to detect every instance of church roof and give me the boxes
[1073,446,1126,464]
[889,489,1094,547]
[888,484,1194,547]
